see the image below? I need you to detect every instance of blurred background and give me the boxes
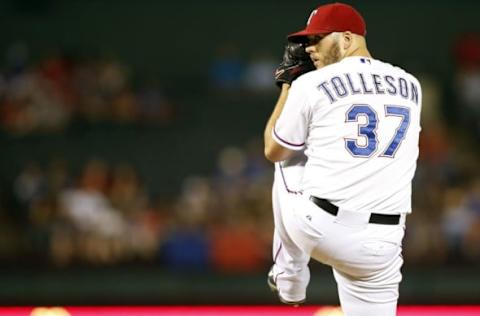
[0,0,479,306]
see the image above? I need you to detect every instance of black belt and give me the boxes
[309,196,400,225]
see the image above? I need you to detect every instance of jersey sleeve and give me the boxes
[272,81,310,151]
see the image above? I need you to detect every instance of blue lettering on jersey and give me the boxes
[317,81,337,103]
[345,73,361,94]
[398,77,408,99]
[358,73,373,94]
[384,75,397,95]
[317,73,420,105]
[372,74,385,94]
[331,76,348,97]
[410,81,419,105]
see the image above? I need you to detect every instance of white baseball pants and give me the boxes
[271,165,406,316]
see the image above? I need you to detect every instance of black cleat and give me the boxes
[268,268,306,306]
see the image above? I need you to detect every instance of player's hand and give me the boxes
[274,42,316,88]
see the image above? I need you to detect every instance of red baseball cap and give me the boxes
[288,2,366,42]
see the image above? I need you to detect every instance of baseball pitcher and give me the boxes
[264,3,422,316]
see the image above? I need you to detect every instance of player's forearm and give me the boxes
[264,84,291,162]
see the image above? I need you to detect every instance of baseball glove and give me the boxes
[274,42,316,87]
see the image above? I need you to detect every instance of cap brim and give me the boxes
[287,29,331,42]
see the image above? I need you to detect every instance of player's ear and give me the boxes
[343,32,353,49]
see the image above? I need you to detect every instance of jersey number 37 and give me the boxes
[345,104,410,158]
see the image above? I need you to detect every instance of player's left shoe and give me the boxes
[267,267,305,306]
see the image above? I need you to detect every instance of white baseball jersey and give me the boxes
[273,56,422,214]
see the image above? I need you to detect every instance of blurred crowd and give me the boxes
[0,139,273,273]
[453,33,480,142]
[0,43,175,136]
[404,33,480,265]
[208,42,277,95]
[0,35,479,272]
